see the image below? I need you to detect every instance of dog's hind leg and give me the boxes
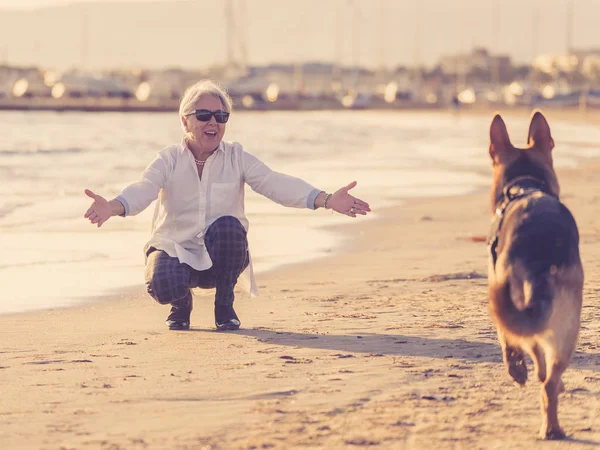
[531,343,547,383]
[499,332,528,386]
[539,361,567,440]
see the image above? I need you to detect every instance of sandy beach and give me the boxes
[2,111,600,450]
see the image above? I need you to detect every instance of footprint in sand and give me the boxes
[344,437,380,446]
[330,353,355,359]
[279,355,313,364]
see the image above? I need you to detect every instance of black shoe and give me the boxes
[166,319,190,330]
[215,318,241,331]
[166,305,191,330]
[215,305,241,331]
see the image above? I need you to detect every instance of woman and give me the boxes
[84,80,370,331]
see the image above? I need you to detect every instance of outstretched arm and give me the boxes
[243,151,320,208]
[83,151,169,227]
[83,189,125,227]
[315,181,371,218]
[242,149,371,216]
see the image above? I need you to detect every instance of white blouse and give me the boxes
[116,139,321,296]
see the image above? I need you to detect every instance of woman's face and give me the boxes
[182,94,228,153]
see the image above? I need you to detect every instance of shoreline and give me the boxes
[1,100,600,120]
[3,110,600,449]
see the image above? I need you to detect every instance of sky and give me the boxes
[0,0,597,71]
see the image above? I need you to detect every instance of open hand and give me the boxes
[328,181,371,217]
[84,189,112,227]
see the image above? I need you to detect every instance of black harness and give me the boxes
[488,175,557,269]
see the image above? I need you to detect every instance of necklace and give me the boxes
[194,157,207,166]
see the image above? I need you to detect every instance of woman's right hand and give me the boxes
[84,189,113,227]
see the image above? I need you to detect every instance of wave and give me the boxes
[562,140,600,150]
[0,252,109,271]
[0,202,33,219]
[0,147,84,156]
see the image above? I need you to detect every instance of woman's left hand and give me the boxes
[328,181,371,217]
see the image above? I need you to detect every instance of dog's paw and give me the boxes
[507,359,528,386]
[539,426,566,440]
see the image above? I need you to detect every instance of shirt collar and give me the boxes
[180,138,226,155]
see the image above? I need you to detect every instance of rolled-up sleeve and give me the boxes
[306,188,322,210]
[241,149,320,208]
[116,153,169,216]
[114,195,130,216]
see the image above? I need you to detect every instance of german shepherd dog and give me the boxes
[487,111,583,439]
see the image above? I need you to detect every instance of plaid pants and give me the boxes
[144,216,249,312]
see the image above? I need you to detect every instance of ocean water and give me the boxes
[1,110,599,315]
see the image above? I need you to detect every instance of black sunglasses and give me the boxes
[187,109,230,123]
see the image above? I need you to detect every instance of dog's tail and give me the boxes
[491,271,553,336]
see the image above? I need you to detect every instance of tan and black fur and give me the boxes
[487,111,583,439]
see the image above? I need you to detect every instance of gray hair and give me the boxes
[178,80,233,119]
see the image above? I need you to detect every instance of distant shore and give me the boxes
[4,96,600,118]
[0,96,436,112]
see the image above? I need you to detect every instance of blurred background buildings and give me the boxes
[1,0,599,111]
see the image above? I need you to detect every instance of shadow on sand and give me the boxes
[189,327,600,372]
[564,437,600,446]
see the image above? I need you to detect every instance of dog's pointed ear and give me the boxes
[527,110,554,151]
[489,114,512,164]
